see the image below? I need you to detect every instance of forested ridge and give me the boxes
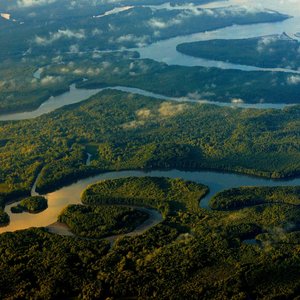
[1,0,300,298]
[0,91,299,205]
[177,34,300,70]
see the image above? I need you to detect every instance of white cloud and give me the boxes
[129,60,150,74]
[111,34,149,47]
[40,75,62,85]
[148,16,184,29]
[69,44,80,53]
[92,28,102,36]
[231,98,244,104]
[17,0,57,7]
[86,67,101,76]
[101,61,111,69]
[1,13,11,20]
[35,29,85,46]
[73,68,85,75]
[147,5,265,31]
[257,36,277,52]
[158,102,187,117]
[93,6,134,18]
[287,75,300,85]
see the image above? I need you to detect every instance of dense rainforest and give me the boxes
[1,178,300,299]
[81,177,209,216]
[59,204,149,238]
[0,91,299,205]
[1,0,300,298]
[10,196,48,214]
[210,186,300,210]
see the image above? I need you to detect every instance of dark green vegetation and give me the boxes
[207,186,300,247]
[210,186,300,210]
[0,229,110,299]
[0,197,9,227]
[0,51,139,114]
[0,210,9,227]
[59,204,149,238]
[10,196,48,214]
[177,33,300,70]
[1,178,300,298]
[207,185,300,245]
[1,0,299,298]
[0,91,299,202]
[82,177,208,216]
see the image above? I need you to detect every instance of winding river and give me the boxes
[46,206,163,243]
[1,1,299,121]
[1,1,300,236]
[0,83,295,121]
[1,169,299,234]
[138,17,300,71]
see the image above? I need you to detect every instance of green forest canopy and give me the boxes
[0,90,299,202]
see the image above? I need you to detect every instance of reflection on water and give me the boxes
[138,0,300,69]
[138,16,300,69]
[0,85,103,121]
[1,169,299,233]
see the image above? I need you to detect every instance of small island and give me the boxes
[0,210,9,227]
[11,196,48,214]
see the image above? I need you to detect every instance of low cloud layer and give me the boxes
[17,0,57,7]
[35,29,86,46]
[287,75,300,85]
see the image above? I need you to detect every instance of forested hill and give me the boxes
[177,34,300,70]
[0,90,299,201]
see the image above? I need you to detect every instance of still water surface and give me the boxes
[0,84,294,121]
[138,4,300,69]
[1,169,299,233]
